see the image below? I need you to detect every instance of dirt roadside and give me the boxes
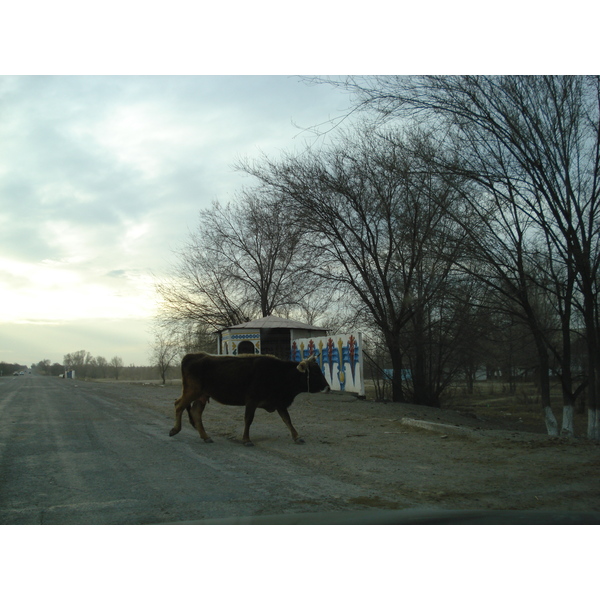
[95,380,600,513]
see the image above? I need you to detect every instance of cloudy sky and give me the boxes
[0,75,357,367]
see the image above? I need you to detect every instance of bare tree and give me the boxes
[151,329,180,384]
[324,76,600,438]
[36,359,52,375]
[173,321,217,354]
[63,350,93,378]
[95,356,108,379]
[109,356,123,380]
[156,221,252,330]
[156,188,324,333]
[241,125,472,406]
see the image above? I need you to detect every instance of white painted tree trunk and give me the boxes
[544,406,559,437]
[560,405,575,437]
[588,408,599,440]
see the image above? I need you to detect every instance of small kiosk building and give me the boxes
[217,315,328,360]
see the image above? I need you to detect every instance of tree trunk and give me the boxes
[587,351,599,439]
[385,331,405,402]
[588,407,599,439]
[465,367,475,394]
[559,330,575,437]
[561,405,575,438]
[389,346,406,404]
[559,343,575,437]
[583,295,599,439]
[560,266,576,437]
[391,369,405,403]
[543,406,559,436]
[412,347,427,405]
[534,333,558,436]
[409,306,439,407]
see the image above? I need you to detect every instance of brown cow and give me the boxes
[169,352,329,446]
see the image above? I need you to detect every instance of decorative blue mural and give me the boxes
[291,332,364,395]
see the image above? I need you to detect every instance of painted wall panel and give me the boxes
[220,329,261,355]
[291,333,364,396]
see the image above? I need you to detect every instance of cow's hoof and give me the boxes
[203,437,214,443]
[169,428,179,437]
[244,441,254,447]
[295,438,305,444]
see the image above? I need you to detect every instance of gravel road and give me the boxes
[1,374,599,524]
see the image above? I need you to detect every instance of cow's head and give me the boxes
[297,355,330,393]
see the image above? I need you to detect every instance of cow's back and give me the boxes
[181,353,304,407]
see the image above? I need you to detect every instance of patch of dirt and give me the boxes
[98,380,600,513]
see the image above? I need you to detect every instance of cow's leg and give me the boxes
[170,392,193,436]
[277,407,304,444]
[243,404,257,446]
[189,398,213,443]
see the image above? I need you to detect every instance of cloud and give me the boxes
[0,75,355,366]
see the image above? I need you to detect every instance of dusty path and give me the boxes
[1,375,598,523]
[0,376,365,524]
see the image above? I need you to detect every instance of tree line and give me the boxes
[32,350,182,382]
[156,76,600,439]
[34,351,126,379]
[0,362,29,376]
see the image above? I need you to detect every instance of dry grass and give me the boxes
[102,376,588,436]
[364,379,589,435]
